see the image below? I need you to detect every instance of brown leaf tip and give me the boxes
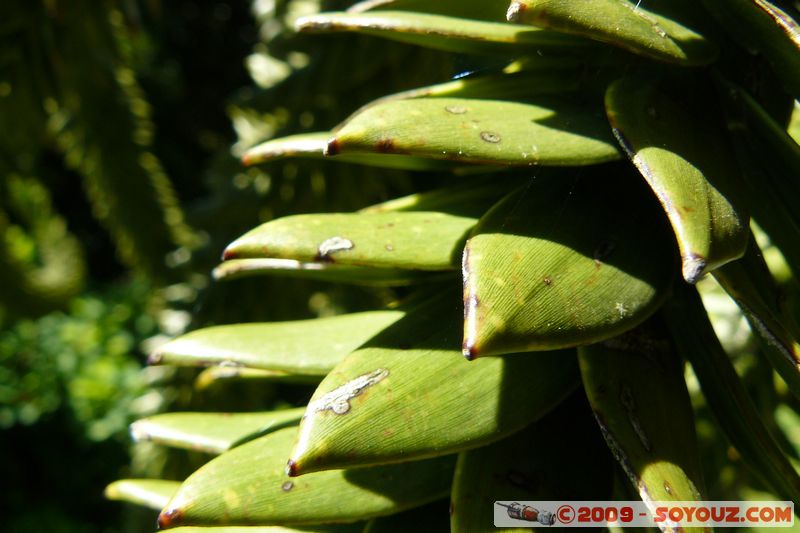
[286,459,299,477]
[241,153,252,166]
[157,508,183,530]
[324,137,341,156]
[147,351,164,366]
[462,343,478,361]
[221,246,238,261]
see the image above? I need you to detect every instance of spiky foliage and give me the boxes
[113,0,800,530]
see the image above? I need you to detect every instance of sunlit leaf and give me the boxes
[130,409,305,454]
[222,211,479,271]
[606,76,749,282]
[287,292,578,475]
[105,479,180,511]
[328,95,620,167]
[149,310,404,375]
[508,0,718,65]
[157,427,454,528]
[463,171,674,358]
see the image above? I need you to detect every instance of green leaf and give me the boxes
[105,479,180,511]
[222,211,480,271]
[663,284,800,506]
[295,11,587,56]
[157,427,454,528]
[703,0,800,96]
[508,0,718,65]
[130,409,305,454]
[716,78,800,272]
[579,321,706,508]
[287,292,579,475]
[242,132,461,171]
[329,95,620,167]
[712,240,800,400]
[149,311,404,375]
[451,393,613,531]
[606,76,749,283]
[462,171,675,358]
[212,258,447,286]
[347,0,510,22]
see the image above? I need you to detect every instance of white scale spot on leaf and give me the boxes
[318,236,354,259]
[308,368,389,415]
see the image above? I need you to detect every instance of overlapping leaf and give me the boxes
[296,11,587,56]
[508,0,718,65]
[579,321,706,509]
[130,409,305,454]
[462,171,674,358]
[606,76,749,283]
[287,292,578,475]
[157,427,454,528]
[149,310,404,375]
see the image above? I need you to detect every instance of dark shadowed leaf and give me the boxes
[579,320,706,510]
[716,77,800,271]
[606,76,749,282]
[287,292,579,475]
[462,170,675,358]
[703,0,800,96]
[451,393,613,531]
[363,500,450,532]
[157,427,454,528]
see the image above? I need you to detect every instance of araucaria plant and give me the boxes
[108,0,800,531]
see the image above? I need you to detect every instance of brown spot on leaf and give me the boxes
[663,480,673,495]
[543,276,553,286]
[157,508,183,529]
[281,481,294,492]
[221,247,238,261]
[375,138,396,153]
